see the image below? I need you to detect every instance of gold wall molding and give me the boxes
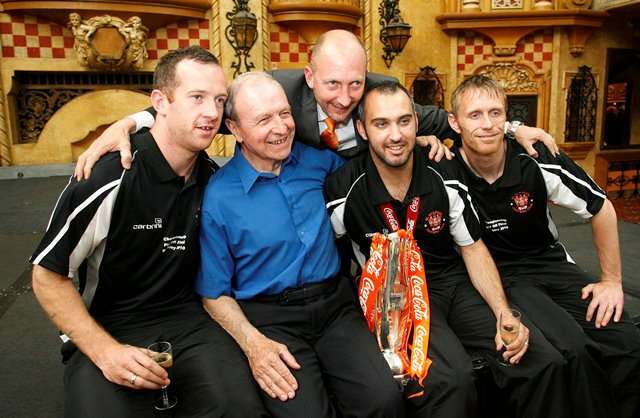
[69,13,149,70]
[0,1,210,30]
[0,89,11,166]
[436,10,607,57]
[269,0,362,45]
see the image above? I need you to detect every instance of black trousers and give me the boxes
[63,302,269,418]
[498,246,640,418]
[239,276,405,418]
[406,274,571,418]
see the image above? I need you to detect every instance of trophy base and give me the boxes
[382,350,410,387]
[393,373,410,387]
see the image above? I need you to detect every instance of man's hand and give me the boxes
[74,117,136,181]
[245,334,300,401]
[582,280,625,328]
[94,342,169,390]
[495,322,530,365]
[416,135,454,162]
[513,125,559,158]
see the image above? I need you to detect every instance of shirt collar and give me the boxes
[231,143,300,194]
[133,131,180,183]
[453,139,522,188]
[365,147,433,206]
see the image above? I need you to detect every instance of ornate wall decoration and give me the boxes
[492,0,524,9]
[13,71,153,144]
[477,63,538,93]
[68,13,149,70]
[564,65,597,142]
[17,89,84,143]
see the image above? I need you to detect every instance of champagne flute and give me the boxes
[147,341,178,410]
[498,309,521,366]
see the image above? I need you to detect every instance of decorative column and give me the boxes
[0,90,12,166]
[0,31,11,166]
[461,0,481,11]
[533,0,554,10]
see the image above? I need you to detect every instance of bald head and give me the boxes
[225,72,285,122]
[304,30,367,124]
[311,30,367,71]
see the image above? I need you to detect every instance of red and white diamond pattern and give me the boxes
[0,13,210,60]
[0,14,73,59]
[457,29,554,73]
[270,24,310,65]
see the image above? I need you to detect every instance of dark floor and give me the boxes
[1,172,639,418]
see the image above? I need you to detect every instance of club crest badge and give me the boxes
[510,191,533,213]
[424,210,445,234]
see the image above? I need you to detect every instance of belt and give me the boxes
[251,276,341,305]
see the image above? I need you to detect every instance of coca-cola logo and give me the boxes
[410,275,428,321]
[408,248,423,272]
[365,251,384,276]
[383,207,400,231]
[359,277,375,313]
[411,325,428,371]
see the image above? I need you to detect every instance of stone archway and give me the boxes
[11,89,149,165]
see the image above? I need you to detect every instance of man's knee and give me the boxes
[64,353,152,418]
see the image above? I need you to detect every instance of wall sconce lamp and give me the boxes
[379,0,411,68]
[225,0,258,77]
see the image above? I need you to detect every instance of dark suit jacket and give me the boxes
[145,69,457,158]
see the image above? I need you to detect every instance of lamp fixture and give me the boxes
[225,0,258,77]
[379,0,412,68]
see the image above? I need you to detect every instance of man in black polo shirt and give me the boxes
[30,47,267,418]
[324,80,570,418]
[444,75,640,418]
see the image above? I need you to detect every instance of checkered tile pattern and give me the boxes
[516,29,553,71]
[457,31,493,72]
[0,13,210,61]
[147,19,209,60]
[457,29,553,73]
[0,14,74,59]
[270,24,310,65]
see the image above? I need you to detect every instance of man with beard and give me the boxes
[324,80,570,418]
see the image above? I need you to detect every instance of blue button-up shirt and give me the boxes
[195,142,344,300]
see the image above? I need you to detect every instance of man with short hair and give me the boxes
[196,71,404,418]
[31,46,268,418]
[324,80,570,418]
[73,30,556,178]
[444,74,640,418]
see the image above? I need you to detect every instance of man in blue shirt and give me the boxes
[196,72,404,418]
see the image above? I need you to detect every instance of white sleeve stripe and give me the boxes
[32,178,122,265]
[329,201,347,238]
[518,153,606,200]
[326,197,346,210]
[540,169,593,219]
[537,162,605,199]
[444,184,476,247]
[440,176,480,221]
[45,176,73,232]
[326,173,365,209]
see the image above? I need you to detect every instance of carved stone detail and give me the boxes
[17,89,85,143]
[69,13,149,71]
[477,63,538,93]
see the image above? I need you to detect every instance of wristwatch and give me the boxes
[505,120,522,137]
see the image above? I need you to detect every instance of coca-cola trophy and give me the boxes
[359,231,432,387]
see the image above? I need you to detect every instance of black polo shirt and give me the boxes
[324,147,482,280]
[442,140,606,261]
[31,131,217,326]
